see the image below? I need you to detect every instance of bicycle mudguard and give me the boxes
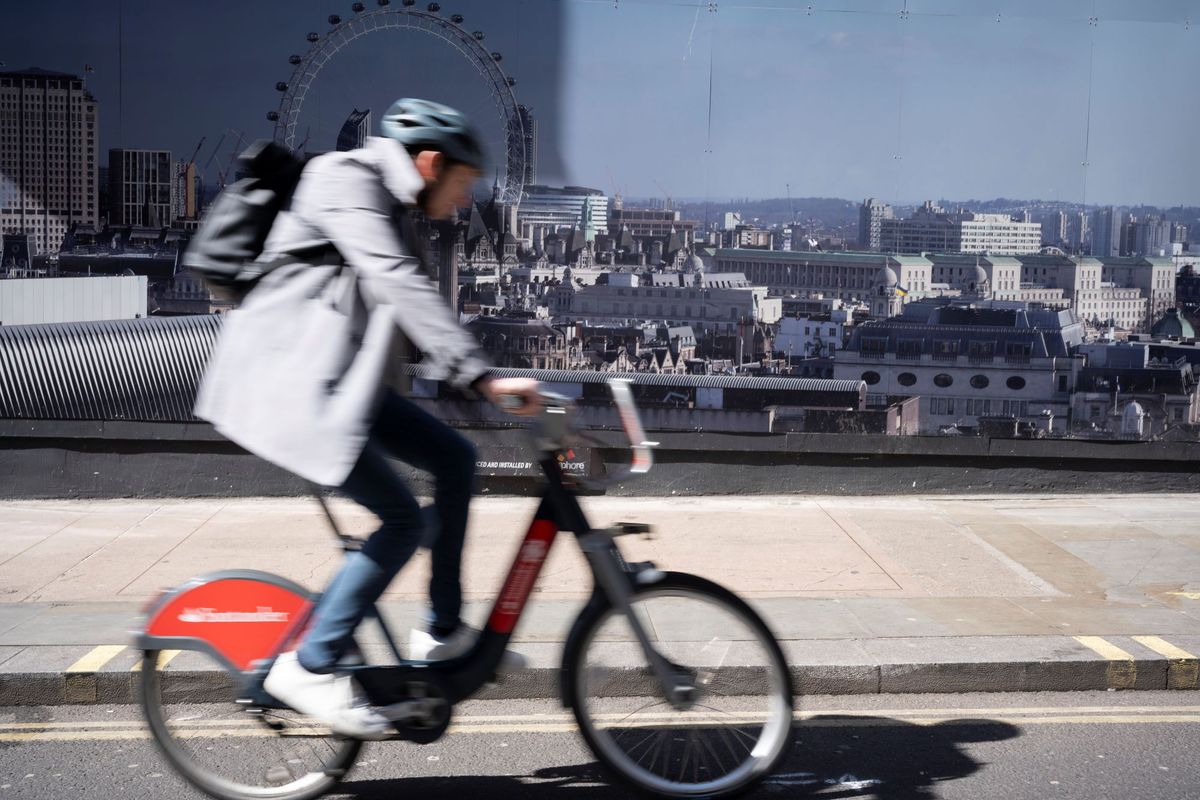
[132,570,315,673]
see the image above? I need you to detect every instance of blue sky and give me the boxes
[1,0,1196,207]
[561,0,1199,206]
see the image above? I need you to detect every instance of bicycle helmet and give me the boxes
[380,98,487,171]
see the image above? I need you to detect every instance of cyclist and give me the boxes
[195,99,540,738]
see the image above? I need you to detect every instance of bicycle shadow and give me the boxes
[337,714,1020,799]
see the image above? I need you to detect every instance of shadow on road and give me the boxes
[339,715,1020,799]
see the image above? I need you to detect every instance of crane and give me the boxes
[215,130,249,191]
[652,177,672,211]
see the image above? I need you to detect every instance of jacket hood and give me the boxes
[364,135,425,206]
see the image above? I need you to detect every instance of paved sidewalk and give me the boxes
[1,494,1199,703]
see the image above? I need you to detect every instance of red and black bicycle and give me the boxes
[133,380,793,800]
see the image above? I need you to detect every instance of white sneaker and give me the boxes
[408,626,528,671]
[263,651,392,740]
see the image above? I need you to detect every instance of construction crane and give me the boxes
[215,130,249,191]
[653,177,673,211]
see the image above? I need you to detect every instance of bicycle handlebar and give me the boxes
[501,379,655,478]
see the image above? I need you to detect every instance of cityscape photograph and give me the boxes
[1,1,1198,799]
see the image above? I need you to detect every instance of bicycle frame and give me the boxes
[136,380,686,735]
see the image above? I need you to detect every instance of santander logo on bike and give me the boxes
[177,606,291,624]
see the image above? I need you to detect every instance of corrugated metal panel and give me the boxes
[0,313,865,422]
[0,315,220,421]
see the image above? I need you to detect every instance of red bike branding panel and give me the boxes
[144,578,312,671]
[488,518,557,634]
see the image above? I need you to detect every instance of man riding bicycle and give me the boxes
[195,98,540,739]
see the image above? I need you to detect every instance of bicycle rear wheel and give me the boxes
[139,649,362,800]
[565,572,794,798]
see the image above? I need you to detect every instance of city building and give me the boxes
[857,198,893,250]
[1071,340,1199,437]
[609,207,696,251]
[1133,214,1172,256]
[1090,206,1121,257]
[928,254,1067,308]
[517,185,608,248]
[108,149,174,227]
[466,316,580,370]
[835,300,1085,434]
[172,160,198,221]
[774,313,845,360]
[0,67,99,255]
[1040,211,1067,248]
[1008,253,1174,332]
[879,201,1042,256]
[713,249,933,318]
[0,274,146,325]
[336,108,371,152]
[1066,211,1088,253]
[555,271,780,334]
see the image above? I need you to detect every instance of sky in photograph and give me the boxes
[2,0,1196,207]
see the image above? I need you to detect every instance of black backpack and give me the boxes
[182,140,311,300]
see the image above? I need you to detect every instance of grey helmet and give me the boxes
[379,98,487,171]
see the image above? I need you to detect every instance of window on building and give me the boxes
[1006,376,1026,391]
[933,373,953,388]
[861,371,881,385]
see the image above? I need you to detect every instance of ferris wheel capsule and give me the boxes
[352,2,365,11]
[276,81,289,92]
[402,0,414,6]
[451,14,464,24]
[307,32,320,42]
[491,51,502,61]
[427,2,440,12]
[289,54,302,65]
[267,111,280,121]
[473,30,484,40]
[328,14,342,24]
[506,77,516,86]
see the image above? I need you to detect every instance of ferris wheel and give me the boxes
[267,1,527,205]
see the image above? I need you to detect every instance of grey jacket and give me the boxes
[194,136,490,486]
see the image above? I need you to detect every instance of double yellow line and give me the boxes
[3,706,1200,743]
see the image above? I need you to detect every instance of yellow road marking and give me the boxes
[65,645,126,673]
[130,650,180,672]
[5,706,1200,731]
[1166,591,1200,600]
[1132,636,1197,661]
[1133,636,1199,690]
[1074,636,1135,661]
[3,713,1200,742]
[1074,636,1137,689]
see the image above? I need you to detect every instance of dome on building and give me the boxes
[1150,308,1196,339]
[685,253,705,272]
[970,264,989,284]
[874,265,899,287]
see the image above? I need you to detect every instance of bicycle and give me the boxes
[133,379,794,799]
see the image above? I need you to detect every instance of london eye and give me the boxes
[267,1,527,205]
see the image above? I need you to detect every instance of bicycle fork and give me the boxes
[578,526,699,710]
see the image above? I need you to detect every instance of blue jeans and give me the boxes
[296,391,477,673]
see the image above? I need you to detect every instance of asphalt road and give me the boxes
[1,692,1198,800]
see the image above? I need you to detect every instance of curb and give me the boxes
[1,651,1196,706]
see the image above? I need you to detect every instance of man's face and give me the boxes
[421,161,481,221]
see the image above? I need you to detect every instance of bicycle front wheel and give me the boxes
[565,572,794,798]
[139,649,362,800]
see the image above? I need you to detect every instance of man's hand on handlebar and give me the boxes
[478,376,542,417]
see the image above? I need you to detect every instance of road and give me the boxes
[1,692,1197,799]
